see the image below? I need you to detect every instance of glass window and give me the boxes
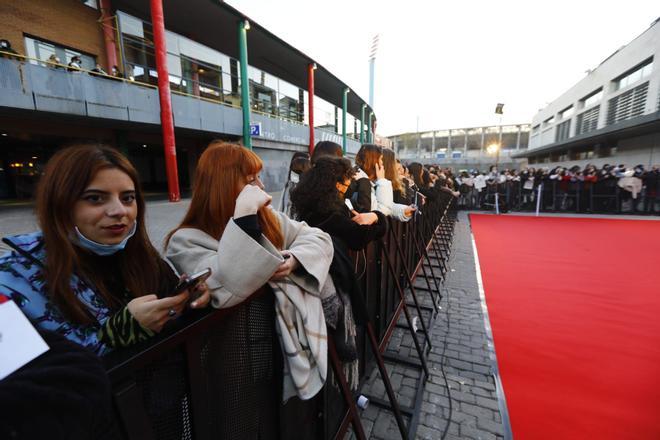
[559,106,574,120]
[581,89,602,108]
[24,36,95,69]
[543,116,555,125]
[615,58,653,90]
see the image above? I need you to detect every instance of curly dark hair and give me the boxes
[290,156,355,221]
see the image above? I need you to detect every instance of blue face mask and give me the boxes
[74,221,138,256]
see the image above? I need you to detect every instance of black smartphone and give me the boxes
[166,268,212,297]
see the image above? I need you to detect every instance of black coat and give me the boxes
[302,206,388,325]
[0,331,119,440]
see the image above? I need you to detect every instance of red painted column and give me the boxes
[150,0,180,202]
[307,63,316,154]
[99,0,118,71]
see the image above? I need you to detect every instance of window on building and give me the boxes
[581,88,603,108]
[576,106,600,135]
[555,120,571,142]
[614,58,654,91]
[559,106,574,120]
[24,36,96,70]
[452,151,462,159]
[531,124,540,135]
[543,116,555,126]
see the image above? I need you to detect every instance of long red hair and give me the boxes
[168,141,284,248]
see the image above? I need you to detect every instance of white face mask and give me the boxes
[289,171,300,184]
[74,221,138,256]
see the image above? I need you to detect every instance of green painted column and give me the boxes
[360,104,366,143]
[342,88,349,154]
[368,111,374,143]
[238,20,252,149]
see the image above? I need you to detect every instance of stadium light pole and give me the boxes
[342,88,349,154]
[368,34,379,109]
[238,19,252,149]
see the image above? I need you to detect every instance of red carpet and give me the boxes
[470,214,660,439]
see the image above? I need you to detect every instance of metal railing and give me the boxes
[102,196,457,440]
[457,178,660,214]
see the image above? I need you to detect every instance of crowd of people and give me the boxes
[0,141,455,438]
[453,164,660,214]
[0,38,125,79]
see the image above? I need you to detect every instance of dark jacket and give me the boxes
[0,330,120,440]
[301,205,387,324]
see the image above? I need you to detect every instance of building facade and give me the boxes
[515,18,660,169]
[0,0,375,199]
[389,124,530,170]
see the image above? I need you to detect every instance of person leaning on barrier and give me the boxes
[0,144,210,355]
[0,39,20,60]
[382,148,411,205]
[311,140,343,165]
[352,144,415,221]
[67,55,83,72]
[47,53,64,69]
[289,156,388,387]
[279,151,311,217]
[165,141,335,436]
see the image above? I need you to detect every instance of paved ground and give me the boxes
[357,211,506,440]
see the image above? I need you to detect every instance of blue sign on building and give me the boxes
[250,123,262,136]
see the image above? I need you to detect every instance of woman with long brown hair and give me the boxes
[165,141,334,438]
[0,144,210,355]
[351,144,415,221]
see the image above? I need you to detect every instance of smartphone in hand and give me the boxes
[165,268,212,298]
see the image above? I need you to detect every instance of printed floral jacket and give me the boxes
[0,232,114,354]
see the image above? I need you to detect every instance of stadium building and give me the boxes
[389,123,531,170]
[0,0,375,200]
[513,18,660,169]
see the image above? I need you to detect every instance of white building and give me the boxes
[515,18,660,168]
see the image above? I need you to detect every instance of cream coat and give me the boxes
[165,211,334,309]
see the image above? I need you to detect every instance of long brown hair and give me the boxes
[36,144,170,325]
[355,143,382,180]
[168,141,284,248]
[382,148,404,194]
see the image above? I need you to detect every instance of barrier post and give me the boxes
[536,183,543,216]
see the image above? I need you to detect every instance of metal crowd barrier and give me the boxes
[459,179,660,215]
[103,196,457,440]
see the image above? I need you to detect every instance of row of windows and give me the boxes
[532,57,653,135]
[118,12,366,137]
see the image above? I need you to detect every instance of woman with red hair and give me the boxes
[165,141,334,438]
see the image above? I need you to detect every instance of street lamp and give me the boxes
[486,143,500,156]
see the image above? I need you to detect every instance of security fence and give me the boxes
[103,195,457,440]
[458,180,660,214]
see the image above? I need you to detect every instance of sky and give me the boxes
[228,0,658,136]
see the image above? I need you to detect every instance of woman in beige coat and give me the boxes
[165,141,333,439]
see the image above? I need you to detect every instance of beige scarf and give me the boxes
[270,277,332,402]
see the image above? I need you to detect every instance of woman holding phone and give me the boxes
[0,144,210,355]
[165,141,334,439]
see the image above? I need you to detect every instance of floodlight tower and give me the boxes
[368,34,379,141]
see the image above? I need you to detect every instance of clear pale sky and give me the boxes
[228,0,657,136]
